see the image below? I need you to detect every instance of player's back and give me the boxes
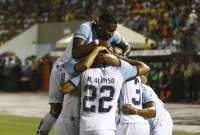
[80,65,125,132]
[69,59,138,133]
[119,77,148,123]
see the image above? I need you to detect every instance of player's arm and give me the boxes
[60,75,80,94]
[74,46,120,72]
[122,58,150,75]
[122,101,156,118]
[116,38,130,57]
[72,37,96,59]
[74,46,108,72]
[122,84,156,118]
[72,38,111,59]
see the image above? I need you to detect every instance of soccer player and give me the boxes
[142,83,173,135]
[36,12,132,135]
[55,12,133,135]
[60,51,150,135]
[72,12,130,60]
[116,76,156,135]
[110,47,154,135]
[36,45,110,135]
[35,46,73,135]
[55,45,119,135]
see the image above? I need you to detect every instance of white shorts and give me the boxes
[116,122,150,135]
[151,111,173,135]
[55,93,80,135]
[48,63,70,103]
[55,118,79,135]
[80,130,115,135]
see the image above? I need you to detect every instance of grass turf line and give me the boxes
[0,114,199,135]
[0,114,55,135]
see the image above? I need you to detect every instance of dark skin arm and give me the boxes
[72,38,111,59]
[61,47,120,94]
[119,39,131,57]
[74,45,108,72]
[60,81,76,94]
[72,38,96,59]
[122,101,156,118]
[73,41,120,72]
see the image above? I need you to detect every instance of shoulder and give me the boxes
[119,59,137,70]
[119,59,130,66]
[78,22,93,30]
[142,84,156,96]
[109,30,122,44]
[113,31,121,37]
[142,84,152,91]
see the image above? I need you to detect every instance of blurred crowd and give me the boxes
[0,0,200,52]
[0,53,53,91]
[0,0,200,103]
[146,56,200,103]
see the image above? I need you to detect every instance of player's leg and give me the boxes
[81,130,115,135]
[36,103,62,135]
[116,122,150,135]
[36,63,63,135]
[116,123,129,135]
[152,111,173,135]
[55,92,80,135]
[134,122,150,135]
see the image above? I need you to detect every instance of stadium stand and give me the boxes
[0,0,199,103]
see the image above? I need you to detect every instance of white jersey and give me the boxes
[70,60,138,132]
[142,84,173,135]
[48,57,76,103]
[54,58,80,135]
[55,91,80,135]
[119,77,153,123]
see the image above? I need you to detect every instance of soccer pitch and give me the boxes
[0,114,199,135]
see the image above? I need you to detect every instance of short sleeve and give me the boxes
[64,58,77,74]
[74,23,91,41]
[69,75,81,88]
[119,59,138,80]
[109,31,122,44]
[142,85,154,103]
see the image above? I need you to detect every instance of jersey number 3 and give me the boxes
[83,85,115,113]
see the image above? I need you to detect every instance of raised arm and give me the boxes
[117,38,131,57]
[74,46,120,72]
[74,45,108,72]
[72,37,96,59]
[123,58,150,75]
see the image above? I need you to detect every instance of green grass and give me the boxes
[0,114,199,135]
[0,114,55,135]
[173,132,200,135]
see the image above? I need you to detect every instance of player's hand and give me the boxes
[59,82,74,94]
[98,40,111,47]
[96,46,109,53]
[122,104,138,115]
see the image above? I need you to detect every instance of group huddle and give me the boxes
[35,13,173,135]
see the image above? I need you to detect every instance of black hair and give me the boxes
[99,13,117,24]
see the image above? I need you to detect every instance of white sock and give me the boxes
[36,113,56,135]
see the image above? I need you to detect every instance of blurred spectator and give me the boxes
[0,0,199,103]
[170,58,185,102]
